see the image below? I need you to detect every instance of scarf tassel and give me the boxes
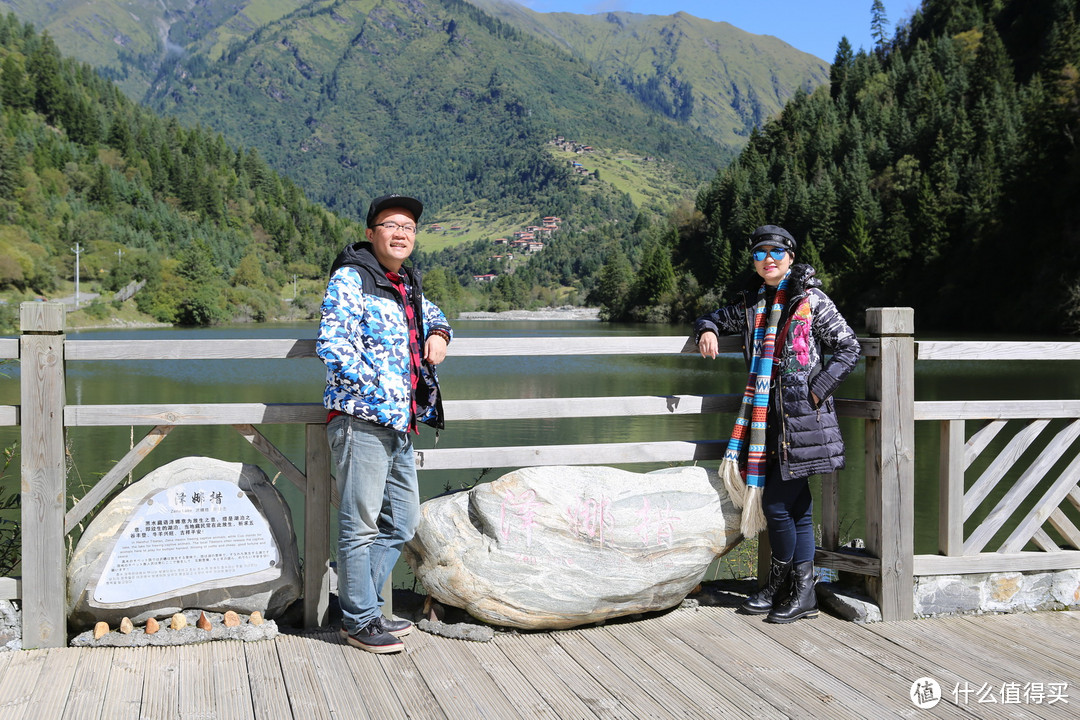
[720,458,747,509]
[739,486,768,538]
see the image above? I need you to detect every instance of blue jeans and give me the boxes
[327,415,419,633]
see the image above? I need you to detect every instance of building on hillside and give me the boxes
[473,274,497,283]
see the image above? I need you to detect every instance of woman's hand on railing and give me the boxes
[697,331,719,359]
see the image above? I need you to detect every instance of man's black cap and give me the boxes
[366,194,423,228]
[748,224,796,252]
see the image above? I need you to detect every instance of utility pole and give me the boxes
[117,248,123,266]
[72,242,82,309]
[293,274,297,300]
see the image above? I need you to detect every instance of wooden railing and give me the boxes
[912,341,1080,577]
[6,303,1077,647]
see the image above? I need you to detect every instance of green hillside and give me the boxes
[465,1,831,149]
[3,0,306,99]
[651,0,1080,334]
[0,15,358,333]
[141,0,728,227]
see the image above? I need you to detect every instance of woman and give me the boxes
[694,224,860,623]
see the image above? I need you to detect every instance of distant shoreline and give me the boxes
[456,307,600,321]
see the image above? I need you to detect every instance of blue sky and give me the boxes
[518,1,911,62]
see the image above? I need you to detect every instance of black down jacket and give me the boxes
[694,264,861,481]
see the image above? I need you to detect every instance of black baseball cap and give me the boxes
[748,224,796,252]
[366,194,423,228]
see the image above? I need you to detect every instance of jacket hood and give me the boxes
[330,242,381,277]
[330,242,420,284]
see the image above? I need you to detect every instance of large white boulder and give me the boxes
[403,465,741,629]
[68,457,301,630]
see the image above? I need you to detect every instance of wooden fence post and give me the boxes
[864,307,915,621]
[303,424,331,627]
[19,302,68,648]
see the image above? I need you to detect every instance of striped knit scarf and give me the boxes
[719,271,790,538]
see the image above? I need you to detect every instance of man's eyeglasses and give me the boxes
[373,222,417,235]
[752,248,789,262]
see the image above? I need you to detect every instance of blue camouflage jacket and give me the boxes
[316,242,452,432]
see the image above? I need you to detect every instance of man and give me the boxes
[316,194,451,653]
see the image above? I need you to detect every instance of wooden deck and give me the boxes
[1,600,1076,719]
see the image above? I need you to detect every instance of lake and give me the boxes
[3,320,1079,577]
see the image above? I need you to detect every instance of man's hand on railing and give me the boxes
[425,334,448,365]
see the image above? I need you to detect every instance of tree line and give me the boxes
[594,0,1080,335]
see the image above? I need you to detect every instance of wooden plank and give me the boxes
[0,337,18,360]
[366,636,446,719]
[61,647,115,720]
[940,420,966,555]
[22,648,80,720]
[65,338,318,360]
[867,617,1077,719]
[66,403,326,427]
[64,396,877,428]
[814,548,881,575]
[965,420,1008,469]
[464,640,562,720]
[791,613,990,719]
[0,577,20,600]
[234,424,308,494]
[179,642,217,720]
[212,640,256,720]
[575,621,728,719]
[916,400,1080,421]
[404,626,522,719]
[275,632,334,720]
[917,340,1080,361]
[303,426,332,628]
[100,647,147,720]
[19,313,68,649]
[962,420,1050,521]
[1000,445,1080,553]
[671,608,870,719]
[0,406,16,427]
[497,632,611,719]
[967,420,1080,554]
[549,628,692,719]
[913,549,1080,575]
[243,638,293,720]
[1047,508,1080,550]
[301,630,378,720]
[610,615,787,718]
[0,647,46,720]
[821,471,840,550]
[65,425,175,533]
[139,646,180,720]
[755,612,974,718]
[414,439,726,470]
[864,307,915,621]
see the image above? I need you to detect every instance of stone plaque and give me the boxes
[68,457,302,630]
[94,480,279,604]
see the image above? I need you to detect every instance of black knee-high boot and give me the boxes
[765,560,818,623]
[740,557,792,615]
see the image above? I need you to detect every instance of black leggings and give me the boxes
[762,462,815,564]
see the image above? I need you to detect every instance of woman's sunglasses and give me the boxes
[752,248,790,262]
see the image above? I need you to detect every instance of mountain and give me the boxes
[464,1,831,149]
[0,0,307,99]
[139,0,731,225]
[10,0,830,225]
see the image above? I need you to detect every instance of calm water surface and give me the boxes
[3,321,1079,567]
